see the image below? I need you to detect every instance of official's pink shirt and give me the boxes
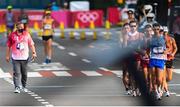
[7,31,34,60]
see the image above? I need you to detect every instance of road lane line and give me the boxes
[57,45,66,50]
[82,59,91,63]
[28,72,42,77]
[109,70,123,77]
[0,73,11,78]
[53,71,72,76]
[169,84,180,86]
[97,70,115,76]
[68,52,77,56]
[81,71,102,76]
[35,96,42,99]
[38,99,46,102]
[31,94,38,97]
[99,67,110,71]
[174,69,180,74]
[176,94,180,96]
[41,102,49,104]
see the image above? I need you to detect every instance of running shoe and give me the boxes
[164,91,170,97]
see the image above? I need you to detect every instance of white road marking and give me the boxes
[57,45,66,50]
[176,94,180,96]
[31,94,38,97]
[82,59,91,63]
[53,71,72,76]
[99,67,110,71]
[109,70,123,77]
[28,62,70,71]
[89,45,95,48]
[0,73,11,78]
[28,92,35,95]
[35,97,42,99]
[28,72,42,77]
[169,84,180,86]
[174,69,180,74]
[45,104,54,107]
[170,92,176,95]
[38,99,46,102]
[41,102,49,104]
[52,42,59,46]
[68,52,77,56]
[81,71,102,76]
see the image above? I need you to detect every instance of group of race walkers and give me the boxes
[121,5,178,100]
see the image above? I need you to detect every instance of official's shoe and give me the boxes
[22,87,28,92]
[14,87,20,93]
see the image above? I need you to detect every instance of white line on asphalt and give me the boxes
[57,45,66,50]
[82,59,91,63]
[41,102,49,104]
[28,92,35,95]
[176,94,180,96]
[45,104,54,107]
[99,67,110,71]
[109,70,123,77]
[170,92,176,95]
[38,99,46,102]
[81,71,102,76]
[0,72,11,78]
[52,42,59,46]
[31,94,38,97]
[53,71,72,76]
[68,52,77,56]
[28,72,42,77]
[169,84,180,86]
[35,96,42,99]
[174,69,180,74]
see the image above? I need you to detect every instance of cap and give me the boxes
[144,5,152,10]
[127,10,134,14]
[7,5,13,9]
[147,13,155,18]
[163,26,169,32]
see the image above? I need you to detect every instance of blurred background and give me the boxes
[0,0,179,33]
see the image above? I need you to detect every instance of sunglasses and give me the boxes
[153,28,160,30]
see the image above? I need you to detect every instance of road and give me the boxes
[0,29,180,106]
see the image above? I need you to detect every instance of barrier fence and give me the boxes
[0,7,120,28]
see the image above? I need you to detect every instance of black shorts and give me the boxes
[42,35,53,41]
[166,60,173,68]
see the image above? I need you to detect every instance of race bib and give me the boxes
[152,47,164,54]
[16,42,25,50]
[21,19,27,23]
[44,24,52,30]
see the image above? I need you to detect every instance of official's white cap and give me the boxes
[163,26,169,32]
